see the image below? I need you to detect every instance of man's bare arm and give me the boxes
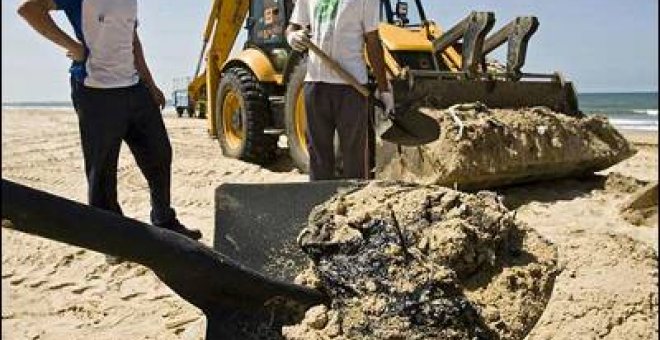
[134,31,165,108]
[364,31,389,92]
[17,0,84,61]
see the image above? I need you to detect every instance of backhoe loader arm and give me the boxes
[189,0,250,103]
[192,0,221,78]
[206,0,250,73]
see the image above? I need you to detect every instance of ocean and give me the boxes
[579,92,658,132]
[3,92,658,131]
[1,101,176,114]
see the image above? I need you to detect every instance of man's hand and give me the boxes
[376,82,395,118]
[133,32,165,109]
[65,42,85,62]
[149,86,166,109]
[373,89,394,136]
[286,29,309,52]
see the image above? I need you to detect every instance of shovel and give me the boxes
[302,40,440,146]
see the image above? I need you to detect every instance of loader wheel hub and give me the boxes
[294,89,308,155]
[222,90,244,148]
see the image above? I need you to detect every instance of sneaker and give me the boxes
[158,219,202,241]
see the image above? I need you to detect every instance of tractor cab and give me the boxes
[381,0,427,27]
[246,0,295,73]
[247,0,290,46]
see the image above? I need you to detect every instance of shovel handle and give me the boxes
[303,40,371,98]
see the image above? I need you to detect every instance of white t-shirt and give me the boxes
[56,0,140,88]
[289,0,380,84]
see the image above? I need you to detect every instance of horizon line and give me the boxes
[2,90,658,105]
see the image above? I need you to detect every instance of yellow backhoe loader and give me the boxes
[188,0,629,188]
[188,0,573,166]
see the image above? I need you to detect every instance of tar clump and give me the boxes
[283,182,558,340]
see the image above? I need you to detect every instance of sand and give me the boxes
[1,108,658,339]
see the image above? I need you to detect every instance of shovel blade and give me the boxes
[214,180,363,282]
[380,109,441,146]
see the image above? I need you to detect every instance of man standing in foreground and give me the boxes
[286,0,394,180]
[18,0,202,243]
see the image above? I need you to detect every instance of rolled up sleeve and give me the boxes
[289,0,310,26]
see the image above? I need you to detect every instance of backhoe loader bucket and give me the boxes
[377,72,635,189]
[390,71,579,117]
[374,9,633,189]
[382,10,630,190]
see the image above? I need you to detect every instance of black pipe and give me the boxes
[1,179,327,315]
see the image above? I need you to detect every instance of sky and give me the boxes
[2,0,658,102]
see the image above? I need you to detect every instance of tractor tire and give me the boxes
[284,59,310,172]
[216,67,277,165]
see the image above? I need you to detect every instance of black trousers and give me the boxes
[70,79,176,226]
[304,82,371,181]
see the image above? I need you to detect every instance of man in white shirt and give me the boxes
[18,0,202,246]
[286,0,394,180]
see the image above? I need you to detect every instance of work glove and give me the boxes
[374,85,396,137]
[286,29,310,52]
[376,90,395,118]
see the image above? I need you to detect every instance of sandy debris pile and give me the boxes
[283,182,558,339]
[376,104,635,189]
[604,172,649,194]
[603,172,658,227]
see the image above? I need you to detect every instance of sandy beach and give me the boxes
[1,108,658,339]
